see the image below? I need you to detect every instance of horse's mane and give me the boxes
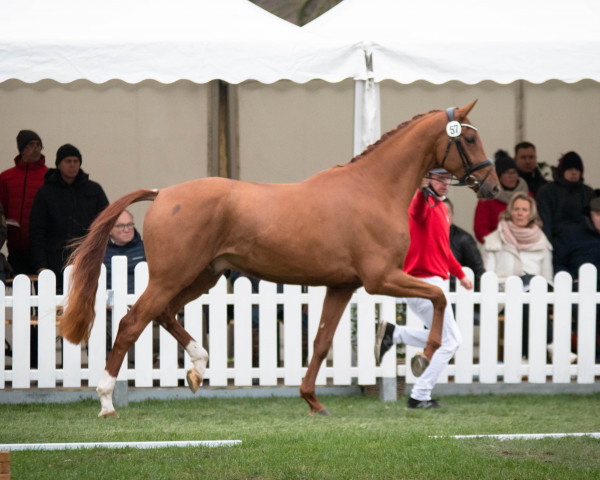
[349,110,441,163]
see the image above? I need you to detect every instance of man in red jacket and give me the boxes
[375,169,472,409]
[0,130,48,275]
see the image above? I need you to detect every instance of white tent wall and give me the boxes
[0,80,208,227]
[237,79,354,183]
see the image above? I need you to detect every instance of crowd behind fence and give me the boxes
[2,257,599,392]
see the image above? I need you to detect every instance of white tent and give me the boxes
[0,0,362,84]
[305,0,600,85]
[305,0,600,153]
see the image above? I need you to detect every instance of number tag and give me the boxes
[446,121,462,138]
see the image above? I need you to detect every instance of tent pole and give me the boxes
[353,47,381,157]
[515,80,525,143]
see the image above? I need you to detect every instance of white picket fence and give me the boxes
[1,257,599,392]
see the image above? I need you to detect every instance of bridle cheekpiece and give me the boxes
[440,107,493,189]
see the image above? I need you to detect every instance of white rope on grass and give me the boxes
[0,440,242,451]
[432,433,600,441]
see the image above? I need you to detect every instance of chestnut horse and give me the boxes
[59,101,498,417]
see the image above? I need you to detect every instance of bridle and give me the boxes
[440,107,493,190]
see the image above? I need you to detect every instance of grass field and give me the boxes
[1,393,599,479]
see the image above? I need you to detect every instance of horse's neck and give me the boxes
[353,127,435,200]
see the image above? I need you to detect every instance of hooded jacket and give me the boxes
[29,168,109,276]
[0,154,48,251]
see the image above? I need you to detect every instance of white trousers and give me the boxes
[393,276,462,401]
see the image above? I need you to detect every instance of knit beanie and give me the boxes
[557,151,583,177]
[55,144,82,166]
[16,130,42,153]
[494,149,518,177]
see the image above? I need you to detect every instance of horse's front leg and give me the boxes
[365,270,446,368]
[300,287,355,416]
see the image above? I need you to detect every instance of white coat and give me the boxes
[482,226,553,286]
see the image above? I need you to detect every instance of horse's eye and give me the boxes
[464,136,476,145]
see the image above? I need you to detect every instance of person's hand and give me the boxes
[420,177,430,189]
[459,276,473,290]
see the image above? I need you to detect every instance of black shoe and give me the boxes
[406,396,440,409]
[374,321,396,366]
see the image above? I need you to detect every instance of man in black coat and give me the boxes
[444,198,485,290]
[536,151,595,277]
[29,144,109,291]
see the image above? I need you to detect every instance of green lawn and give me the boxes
[1,393,599,479]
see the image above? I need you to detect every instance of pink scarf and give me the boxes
[500,219,542,251]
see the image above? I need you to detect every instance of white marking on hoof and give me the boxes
[96,370,117,417]
[186,341,208,382]
[98,409,119,418]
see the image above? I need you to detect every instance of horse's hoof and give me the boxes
[98,409,119,418]
[186,369,202,393]
[411,353,429,377]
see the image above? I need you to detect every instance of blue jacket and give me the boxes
[103,229,145,293]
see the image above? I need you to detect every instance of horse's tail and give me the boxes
[58,189,159,345]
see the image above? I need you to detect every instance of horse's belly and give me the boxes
[216,245,360,288]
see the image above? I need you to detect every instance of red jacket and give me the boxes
[404,189,465,281]
[473,198,507,244]
[0,155,48,251]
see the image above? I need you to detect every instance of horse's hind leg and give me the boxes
[154,271,221,393]
[300,287,354,416]
[156,313,207,393]
[98,291,168,417]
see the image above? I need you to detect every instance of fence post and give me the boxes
[479,272,499,383]
[578,264,597,383]
[233,277,252,386]
[12,275,32,388]
[37,270,56,388]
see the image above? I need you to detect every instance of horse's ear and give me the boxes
[457,100,478,119]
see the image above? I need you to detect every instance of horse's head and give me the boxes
[433,101,499,199]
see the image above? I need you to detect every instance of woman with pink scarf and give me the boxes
[483,192,560,360]
[482,192,553,287]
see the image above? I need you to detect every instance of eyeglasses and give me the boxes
[114,222,135,231]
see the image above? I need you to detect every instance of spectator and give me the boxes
[514,141,548,196]
[103,210,145,293]
[0,130,48,275]
[536,151,595,277]
[0,202,7,283]
[581,197,600,361]
[482,192,553,287]
[375,168,472,409]
[29,144,109,291]
[580,197,600,274]
[482,192,555,359]
[444,198,485,289]
[474,150,530,243]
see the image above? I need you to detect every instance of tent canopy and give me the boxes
[305,0,600,84]
[0,0,363,84]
